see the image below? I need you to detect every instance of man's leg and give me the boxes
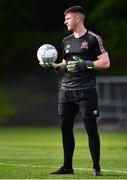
[78,89,102,176]
[59,103,78,169]
[84,118,101,173]
[51,102,78,174]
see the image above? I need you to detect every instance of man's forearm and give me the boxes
[93,52,110,70]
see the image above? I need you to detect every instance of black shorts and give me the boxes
[58,88,99,119]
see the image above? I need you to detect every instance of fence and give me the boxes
[97,76,127,127]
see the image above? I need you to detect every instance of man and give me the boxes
[40,5,110,176]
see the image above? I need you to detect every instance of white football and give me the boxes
[37,44,58,63]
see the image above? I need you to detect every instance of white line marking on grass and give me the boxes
[0,162,127,175]
[74,167,127,174]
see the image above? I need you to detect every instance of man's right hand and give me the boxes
[39,61,52,69]
[39,61,60,72]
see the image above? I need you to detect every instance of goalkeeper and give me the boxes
[40,5,110,176]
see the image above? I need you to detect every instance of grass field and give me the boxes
[0,127,127,179]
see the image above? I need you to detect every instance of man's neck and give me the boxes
[73,26,87,38]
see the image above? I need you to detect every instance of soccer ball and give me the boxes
[37,44,58,63]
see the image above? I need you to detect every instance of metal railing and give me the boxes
[97,76,127,126]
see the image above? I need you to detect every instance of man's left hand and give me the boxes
[67,56,93,73]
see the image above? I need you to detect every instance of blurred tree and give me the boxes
[0,0,126,74]
[0,0,84,73]
[85,0,127,74]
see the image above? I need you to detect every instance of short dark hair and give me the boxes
[64,6,85,16]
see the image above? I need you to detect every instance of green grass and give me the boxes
[0,127,127,179]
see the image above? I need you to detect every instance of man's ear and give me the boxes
[76,15,80,23]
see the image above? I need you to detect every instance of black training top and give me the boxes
[61,30,106,90]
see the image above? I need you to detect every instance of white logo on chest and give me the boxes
[65,44,71,53]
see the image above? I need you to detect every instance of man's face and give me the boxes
[64,12,78,31]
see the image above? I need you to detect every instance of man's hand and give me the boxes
[39,61,51,69]
[67,56,94,72]
[39,61,60,71]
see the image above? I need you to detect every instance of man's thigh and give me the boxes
[78,89,99,120]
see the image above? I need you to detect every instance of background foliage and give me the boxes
[0,0,127,74]
[0,0,127,124]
